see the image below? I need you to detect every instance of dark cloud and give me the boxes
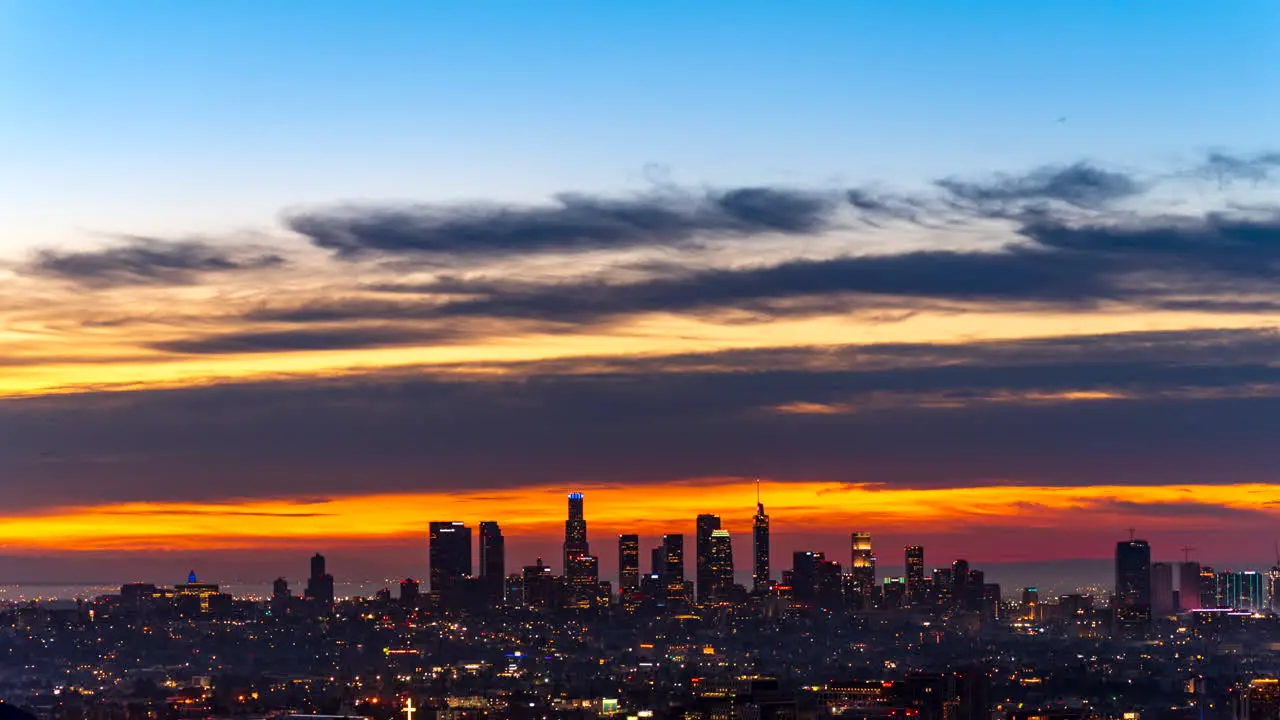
[1198,151,1280,184]
[150,326,455,355]
[5,328,1280,509]
[423,248,1108,322]
[325,211,1275,325]
[235,209,1280,337]
[26,237,285,288]
[287,187,843,260]
[1020,212,1280,280]
[936,162,1145,209]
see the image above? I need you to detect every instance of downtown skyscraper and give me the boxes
[479,521,505,604]
[753,484,771,592]
[562,492,599,605]
[708,529,734,601]
[1115,536,1152,632]
[429,521,472,594]
[696,513,722,603]
[905,545,925,605]
[563,491,589,572]
[850,532,875,601]
[618,534,640,593]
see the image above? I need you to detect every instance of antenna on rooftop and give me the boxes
[1181,546,1196,563]
[1127,528,1136,541]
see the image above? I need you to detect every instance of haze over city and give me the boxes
[4,1,1280,585]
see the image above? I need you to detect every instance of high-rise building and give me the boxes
[1219,570,1266,611]
[850,532,875,601]
[1021,587,1038,619]
[753,482,771,593]
[429,522,472,594]
[951,559,971,611]
[791,551,825,604]
[1152,562,1175,616]
[564,492,589,574]
[310,553,326,580]
[1270,562,1280,614]
[479,521,505,604]
[565,553,600,607]
[663,534,686,603]
[696,514,722,603]
[1179,562,1202,611]
[1200,564,1219,607]
[399,578,420,604]
[708,529,734,601]
[663,534,685,582]
[882,576,907,608]
[650,545,665,576]
[1115,538,1152,631]
[521,558,554,608]
[618,534,641,593]
[305,553,335,607]
[982,583,1002,620]
[905,546,925,604]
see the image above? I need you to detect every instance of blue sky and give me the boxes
[2,1,1277,251]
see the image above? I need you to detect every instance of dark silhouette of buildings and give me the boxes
[520,557,554,609]
[791,551,824,604]
[479,521,505,604]
[429,521,472,595]
[1152,561,1175,615]
[304,553,334,607]
[1179,561,1202,610]
[399,578,420,604]
[1115,537,1152,631]
[695,513,721,603]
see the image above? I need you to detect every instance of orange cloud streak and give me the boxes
[2,479,1277,553]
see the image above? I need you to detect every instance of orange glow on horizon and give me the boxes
[2,478,1277,554]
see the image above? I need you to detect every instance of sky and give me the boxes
[2,1,1280,587]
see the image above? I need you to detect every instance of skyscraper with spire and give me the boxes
[752,479,771,592]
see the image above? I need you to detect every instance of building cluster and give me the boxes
[1105,535,1280,636]
[420,490,1005,621]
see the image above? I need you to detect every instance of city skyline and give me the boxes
[4,2,1280,582]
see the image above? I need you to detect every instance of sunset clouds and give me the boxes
[4,152,1280,576]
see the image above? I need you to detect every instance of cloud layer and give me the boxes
[26,237,285,288]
